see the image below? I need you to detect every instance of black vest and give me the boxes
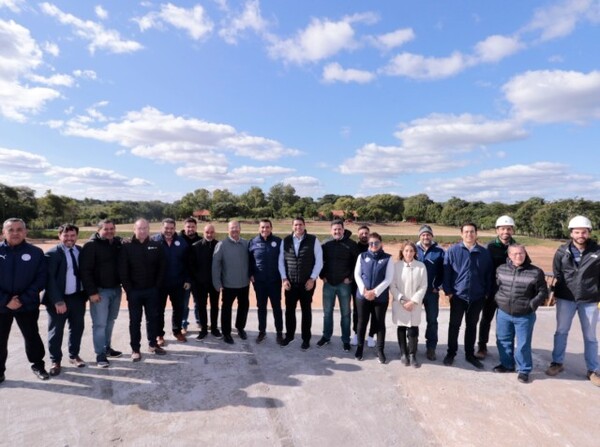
[283,233,316,285]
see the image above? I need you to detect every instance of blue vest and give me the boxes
[357,250,391,303]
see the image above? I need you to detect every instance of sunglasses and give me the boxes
[368,241,381,247]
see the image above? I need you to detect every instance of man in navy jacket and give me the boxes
[0,218,49,382]
[443,222,493,369]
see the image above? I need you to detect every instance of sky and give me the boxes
[1,0,600,204]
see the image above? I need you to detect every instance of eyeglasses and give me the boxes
[368,241,381,247]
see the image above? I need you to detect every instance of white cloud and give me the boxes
[43,41,60,56]
[473,34,524,63]
[282,176,324,197]
[381,51,468,80]
[48,166,152,187]
[27,73,74,86]
[134,3,213,41]
[219,0,268,44]
[230,165,295,176]
[267,14,374,64]
[0,0,24,12]
[424,162,600,202]
[503,69,600,123]
[524,0,600,42]
[0,147,51,172]
[369,28,415,51]
[322,62,375,84]
[73,69,97,80]
[40,2,143,54]
[340,114,527,176]
[95,5,108,20]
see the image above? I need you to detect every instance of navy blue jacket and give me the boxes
[443,242,493,303]
[42,244,84,306]
[151,233,190,288]
[0,240,46,313]
[356,249,392,303]
[249,234,282,283]
[416,241,444,294]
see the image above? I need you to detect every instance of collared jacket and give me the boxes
[80,232,122,296]
[416,241,444,293]
[189,238,218,285]
[391,260,428,326]
[280,232,318,286]
[0,240,46,313]
[118,236,166,293]
[320,229,359,286]
[42,244,85,307]
[151,233,190,288]
[212,237,250,290]
[179,230,201,247]
[495,259,548,316]
[354,248,393,303]
[443,242,494,302]
[249,234,282,284]
[553,240,600,303]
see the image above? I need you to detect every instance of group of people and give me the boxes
[0,214,598,388]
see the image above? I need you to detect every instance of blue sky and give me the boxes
[1,0,600,204]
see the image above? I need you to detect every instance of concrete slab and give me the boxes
[1,307,598,447]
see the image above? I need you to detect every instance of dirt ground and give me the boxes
[32,239,558,309]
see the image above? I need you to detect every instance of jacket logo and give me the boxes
[0,254,5,260]
[148,246,158,250]
[365,257,371,263]
[21,254,32,261]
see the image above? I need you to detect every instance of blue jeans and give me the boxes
[253,280,283,333]
[89,287,122,356]
[181,287,194,328]
[496,309,536,374]
[423,291,439,350]
[552,298,599,372]
[322,282,352,343]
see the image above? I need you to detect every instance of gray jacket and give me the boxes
[212,237,250,289]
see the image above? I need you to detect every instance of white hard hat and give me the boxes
[568,215,592,230]
[495,215,515,227]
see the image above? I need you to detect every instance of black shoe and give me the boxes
[301,341,310,351]
[377,349,386,365]
[426,348,436,361]
[256,332,266,344]
[106,348,123,358]
[493,364,515,373]
[211,328,223,339]
[355,345,364,361]
[443,354,455,366]
[466,355,485,370]
[280,337,294,348]
[409,354,420,368]
[517,373,529,383]
[237,328,247,340]
[343,342,351,352]
[276,332,284,345]
[316,337,330,348]
[32,367,50,381]
[0,374,5,383]
[223,335,234,344]
[195,331,208,341]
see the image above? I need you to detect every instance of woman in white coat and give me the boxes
[390,241,428,367]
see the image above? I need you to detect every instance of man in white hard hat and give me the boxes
[475,215,518,360]
[546,215,600,387]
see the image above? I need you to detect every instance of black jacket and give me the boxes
[320,229,358,285]
[189,238,218,285]
[553,240,600,303]
[118,236,165,293]
[80,233,122,296]
[495,259,548,316]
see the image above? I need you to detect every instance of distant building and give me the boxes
[193,209,211,221]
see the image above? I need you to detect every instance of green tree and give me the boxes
[403,194,433,222]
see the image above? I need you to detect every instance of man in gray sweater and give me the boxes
[212,221,250,344]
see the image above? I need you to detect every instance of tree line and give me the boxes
[2,183,598,240]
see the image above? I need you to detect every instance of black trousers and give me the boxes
[284,284,314,342]
[127,287,160,351]
[477,295,498,348]
[447,297,484,357]
[158,284,185,336]
[0,309,46,374]
[356,298,388,348]
[193,282,220,331]
[221,286,250,336]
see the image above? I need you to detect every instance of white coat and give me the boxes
[390,259,428,327]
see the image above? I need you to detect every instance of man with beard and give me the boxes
[179,217,201,333]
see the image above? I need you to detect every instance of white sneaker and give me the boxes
[367,335,376,348]
[350,334,358,346]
